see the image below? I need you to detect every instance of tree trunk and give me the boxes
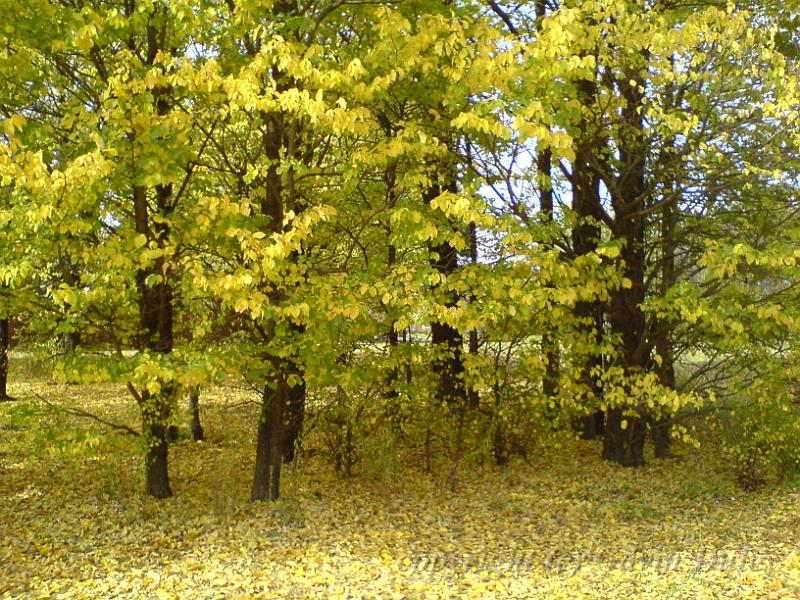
[245,29,306,495]
[604,67,650,466]
[283,365,305,463]
[189,386,204,442]
[63,331,81,353]
[0,317,10,400]
[251,381,287,501]
[538,146,560,401]
[130,14,178,498]
[403,327,413,385]
[571,75,606,439]
[651,417,672,459]
[652,192,677,458]
[624,417,647,467]
[574,302,604,440]
[467,221,480,409]
[144,419,172,498]
[603,411,645,466]
[250,387,273,502]
[383,166,403,427]
[579,410,606,441]
[426,172,466,406]
[534,0,560,404]
[61,256,81,354]
[602,409,625,463]
[653,316,675,459]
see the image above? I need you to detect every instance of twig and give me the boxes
[33,392,140,437]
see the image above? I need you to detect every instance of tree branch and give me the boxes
[33,392,140,437]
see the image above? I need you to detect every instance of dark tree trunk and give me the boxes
[603,411,645,466]
[283,363,305,463]
[493,424,509,466]
[403,328,413,385]
[625,417,647,467]
[467,221,480,409]
[602,409,625,463]
[128,16,179,498]
[429,295,465,405]
[603,67,651,466]
[382,160,403,426]
[251,388,273,502]
[425,171,466,406]
[251,381,287,501]
[133,179,176,497]
[594,410,605,436]
[574,300,604,441]
[571,76,606,439]
[652,192,677,458]
[468,329,480,408]
[245,52,304,499]
[534,0,560,404]
[60,257,81,354]
[538,147,560,401]
[189,386,204,442]
[651,418,672,459]
[579,410,606,441]
[653,319,675,459]
[144,419,172,498]
[63,331,81,353]
[0,317,10,400]
[492,383,509,465]
[385,315,404,435]
[424,163,469,486]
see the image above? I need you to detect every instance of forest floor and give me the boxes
[1,374,799,599]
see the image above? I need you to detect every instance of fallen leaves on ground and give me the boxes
[1,380,798,599]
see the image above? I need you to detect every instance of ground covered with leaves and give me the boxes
[1,376,799,599]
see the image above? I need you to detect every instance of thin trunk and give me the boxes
[249,55,304,498]
[467,221,480,409]
[653,194,677,458]
[425,173,465,406]
[383,159,402,417]
[283,352,305,463]
[424,427,433,474]
[492,382,509,465]
[61,257,81,353]
[189,386,204,442]
[0,317,10,400]
[386,240,400,399]
[403,327,413,385]
[538,147,560,401]
[385,241,404,435]
[535,0,560,404]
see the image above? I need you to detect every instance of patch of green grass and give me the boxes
[675,477,733,502]
[614,499,663,522]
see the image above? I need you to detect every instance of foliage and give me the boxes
[0,8,799,598]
